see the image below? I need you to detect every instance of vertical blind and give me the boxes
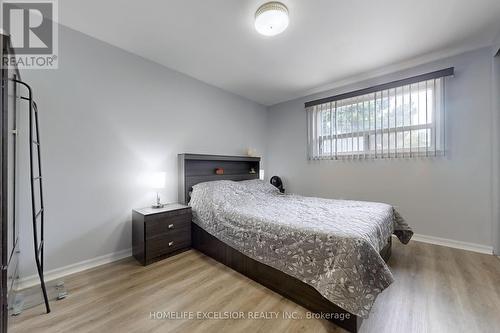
[306,70,452,160]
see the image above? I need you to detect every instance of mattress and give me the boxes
[189,180,413,318]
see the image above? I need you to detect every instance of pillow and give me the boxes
[239,179,280,194]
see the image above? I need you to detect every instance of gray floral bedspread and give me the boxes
[189,180,413,318]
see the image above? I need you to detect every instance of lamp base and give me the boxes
[151,203,165,209]
[152,191,164,209]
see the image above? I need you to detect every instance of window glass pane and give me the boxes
[307,77,445,159]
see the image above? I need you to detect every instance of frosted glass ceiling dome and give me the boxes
[254,2,289,37]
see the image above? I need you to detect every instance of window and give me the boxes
[306,69,452,160]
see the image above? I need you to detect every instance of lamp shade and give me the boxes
[150,172,166,189]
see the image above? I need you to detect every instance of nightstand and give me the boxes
[132,203,192,265]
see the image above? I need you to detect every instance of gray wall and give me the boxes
[267,47,496,248]
[17,25,268,277]
[16,25,500,279]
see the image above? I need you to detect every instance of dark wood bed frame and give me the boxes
[178,153,392,333]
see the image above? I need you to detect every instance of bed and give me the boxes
[178,153,413,332]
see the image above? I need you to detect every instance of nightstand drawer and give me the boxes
[146,228,191,259]
[145,214,191,239]
[144,208,191,221]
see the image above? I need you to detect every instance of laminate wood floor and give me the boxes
[10,240,500,333]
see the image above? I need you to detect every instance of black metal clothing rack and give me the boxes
[11,79,50,314]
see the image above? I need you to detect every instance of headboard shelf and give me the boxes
[180,153,260,162]
[178,154,260,204]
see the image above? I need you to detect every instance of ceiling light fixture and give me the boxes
[254,2,289,37]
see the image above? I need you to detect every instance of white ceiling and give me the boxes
[59,0,500,105]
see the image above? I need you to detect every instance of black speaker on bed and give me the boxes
[270,176,285,193]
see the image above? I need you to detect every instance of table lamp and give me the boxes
[151,172,166,208]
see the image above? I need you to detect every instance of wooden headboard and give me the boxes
[178,153,260,204]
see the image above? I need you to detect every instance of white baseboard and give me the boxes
[412,234,493,255]
[18,248,132,290]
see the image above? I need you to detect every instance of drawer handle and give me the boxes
[168,241,174,247]
[168,224,174,229]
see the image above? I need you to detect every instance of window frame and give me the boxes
[305,68,452,160]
